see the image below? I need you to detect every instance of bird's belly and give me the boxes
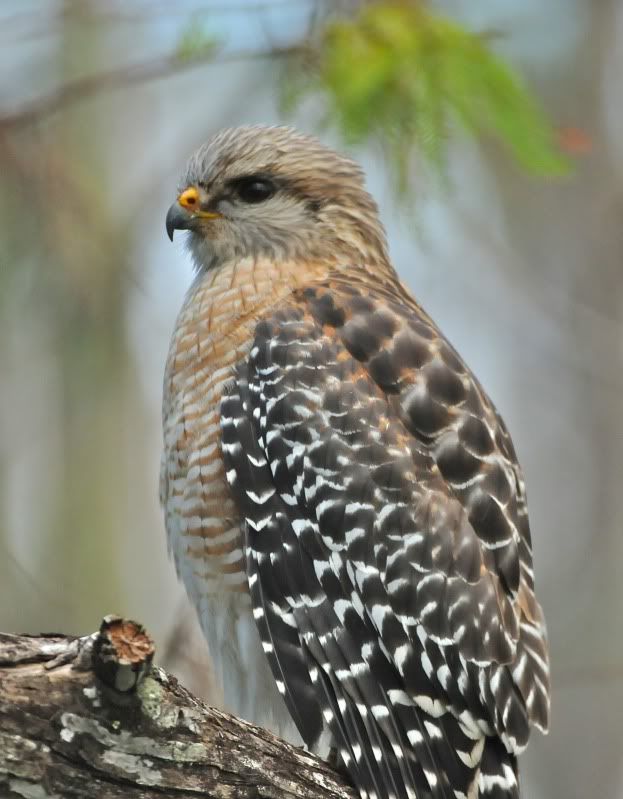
[196,582,302,744]
[161,272,305,746]
[163,419,300,740]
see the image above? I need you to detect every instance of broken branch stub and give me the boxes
[91,615,155,693]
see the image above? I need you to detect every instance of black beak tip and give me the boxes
[165,205,177,242]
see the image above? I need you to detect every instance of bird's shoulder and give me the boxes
[260,272,523,493]
[249,271,538,625]
[224,270,550,750]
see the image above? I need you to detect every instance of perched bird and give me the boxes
[162,125,550,799]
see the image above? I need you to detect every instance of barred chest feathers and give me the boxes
[161,256,327,745]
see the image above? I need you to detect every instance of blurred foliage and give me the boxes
[283,0,570,193]
[175,16,220,63]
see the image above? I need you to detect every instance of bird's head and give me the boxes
[166,125,388,272]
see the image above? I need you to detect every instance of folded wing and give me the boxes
[221,279,550,799]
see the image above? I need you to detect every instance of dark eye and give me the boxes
[234,176,276,204]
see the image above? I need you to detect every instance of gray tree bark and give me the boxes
[0,617,354,799]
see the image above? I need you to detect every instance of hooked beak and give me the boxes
[166,186,222,241]
[165,203,193,241]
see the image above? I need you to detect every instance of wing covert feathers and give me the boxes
[221,278,550,799]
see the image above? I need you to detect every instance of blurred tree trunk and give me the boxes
[35,0,127,628]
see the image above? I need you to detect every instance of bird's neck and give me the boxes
[176,252,400,367]
[175,257,325,359]
[209,254,327,308]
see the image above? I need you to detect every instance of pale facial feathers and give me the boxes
[177,125,389,271]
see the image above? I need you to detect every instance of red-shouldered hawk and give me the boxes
[162,125,550,799]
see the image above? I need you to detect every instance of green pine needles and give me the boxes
[284,1,569,192]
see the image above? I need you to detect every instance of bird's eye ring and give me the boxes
[234,176,276,204]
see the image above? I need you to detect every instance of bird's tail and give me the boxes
[477,737,519,799]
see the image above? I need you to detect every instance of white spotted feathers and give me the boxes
[220,281,550,799]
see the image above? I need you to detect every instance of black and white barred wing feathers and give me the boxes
[221,280,550,799]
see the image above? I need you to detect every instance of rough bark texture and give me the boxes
[0,617,355,799]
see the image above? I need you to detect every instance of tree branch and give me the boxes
[0,45,304,131]
[0,616,355,799]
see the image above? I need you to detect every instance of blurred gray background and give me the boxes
[1,2,622,797]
